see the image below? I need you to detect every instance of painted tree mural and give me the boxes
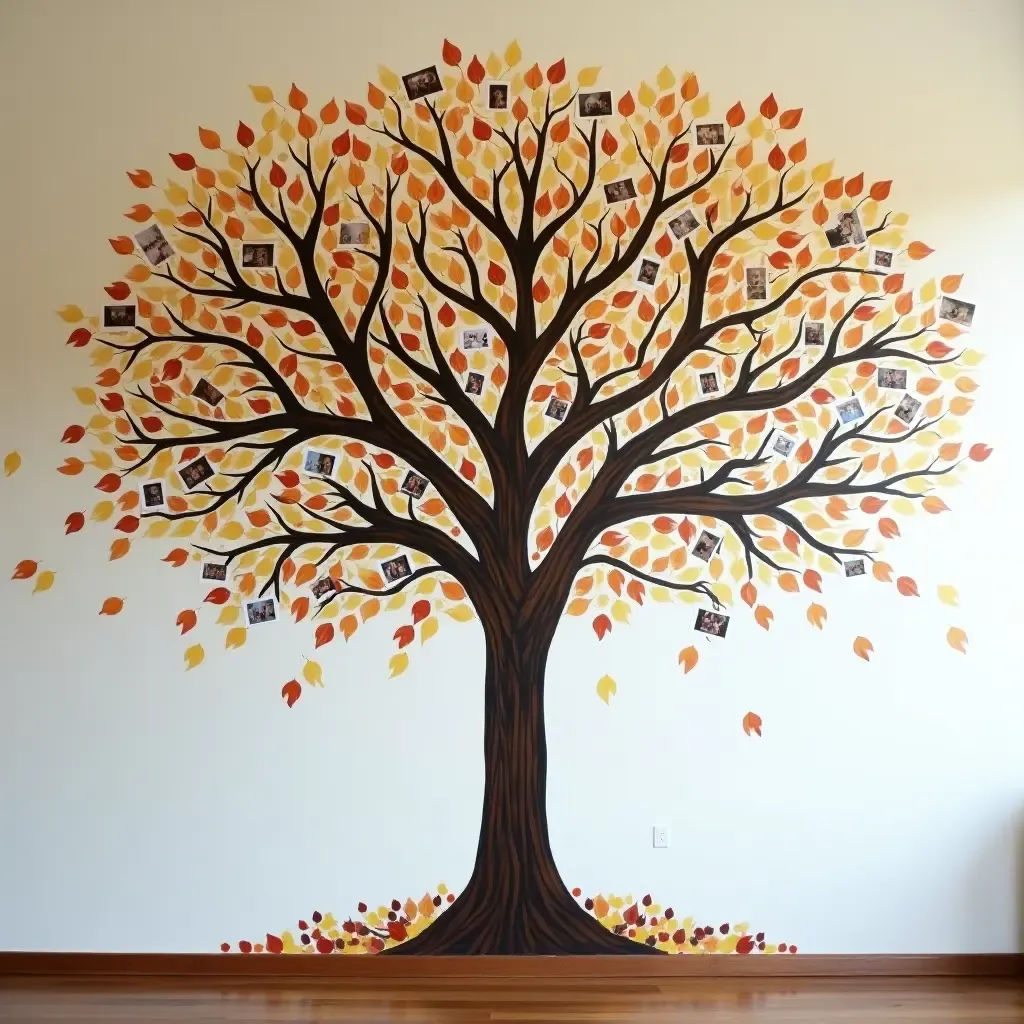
[37,41,989,954]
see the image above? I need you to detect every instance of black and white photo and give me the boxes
[338,222,371,247]
[104,304,136,328]
[804,320,825,346]
[939,295,975,328]
[241,242,275,268]
[695,122,726,146]
[402,65,443,101]
[464,371,484,396]
[836,397,865,424]
[698,371,719,395]
[772,433,796,457]
[311,576,338,600]
[486,80,509,110]
[668,209,699,241]
[692,529,721,561]
[400,470,429,498]
[746,266,767,301]
[694,608,730,637]
[139,480,166,510]
[635,258,660,290]
[302,448,337,478]
[134,224,174,267]
[179,455,214,491]
[245,597,277,625]
[844,558,866,578]
[191,377,225,407]
[578,90,613,117]
[202,562,227,582]
[381,554,412,583]
[461,327,489,350]
[877,367,907,389]
[894,393,922,424]
[825,209,866,248]
[603,178,637,204]
[545,396,569,421]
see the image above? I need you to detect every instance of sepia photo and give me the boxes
[545,396,569,421]
[603,178,637,204]
[578,90,613,118]
[877,367,907,389]
[836,397,866,424]
[400,470,428,498]
[844,558,866,578]
[746,266,767,301]
[695,122,726,146]
[402,65,444,101]
[179,455,214,491]
[461,327,489,350]
[302,448,337,478]
[104,304,136,328]
[381,554,412,583]
[311,576,338,600]
[464,371,484,396]
[804,320,825,346]
[870,247,895,271]
[694,608,730,637]
[486,80,509,110]
[668,209,699,241]
[825,209,866,248]
[139,480,166,510]
[338,222,371,247]
[894,393,922,424]
[692,529,721,561]
[202,562,227,582]
[191,377,224,407]
[635,258,660,290]
[772,433,796,458]
[241,242,275,268]
[135,224,174,267]
[939,295,975,328]
[698,371,720,395]
[244,597,277,625]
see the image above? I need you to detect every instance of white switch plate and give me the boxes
[653,824,670,848]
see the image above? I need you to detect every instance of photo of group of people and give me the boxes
[636,258,660,289]
[191,377,225,407]
[694,123,726,147]
[825,209,866,248]
[245,597,277,625]
[302,448,337,479]
[311,575,339,600]
[140,480,166,511]
[668,209,699,242]
[202,562,227,582]
[578,90,613,118]
[844,558,866,578]
[241,243,274,268]
[746,266,767,301]
[939,296,975,328]
[104,304,136,328]
[135,224,175,267]
[461,327,489,350]
[400,470,429,498]
[382,554,412,583]
[179,455,214,491]
[698,371,719,396]
[694,608,730,637]
[878,368,907,389]
[464,371,484,396]
[338,222,371,247]
[603,178,637,205]
[692,529,721,562]
[836,397,865,425]
[402,65,443,100]
[870,247,895,271]
[546,397,569,421]
[894,393,922,424]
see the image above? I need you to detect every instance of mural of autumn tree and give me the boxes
[44,40,989,954]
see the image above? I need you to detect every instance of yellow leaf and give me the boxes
[806,602,827,629]
[184,643,204,670]
[32,570,55,594]
[248,84,274,103]
[637,80,656,107]
[678,646,698,674]
[57,304,84,323]
[445,604,476,622]
[420,616,439,644]
[225,627,247,650]
[596,673,617,704]
[378,65,400,92]
[73,387,96,406]
[504,40,522,67]
[303,659,323,686]
[690,93,710,118]
[577,65,601,87]
[655,65,675,90]
[3,451,20,477]
[389,652,409,677]
[853,635,873,662]
[937,584,959,607]
[946,626,968,654]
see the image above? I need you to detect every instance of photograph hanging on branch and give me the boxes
[772,434,796,458]
[603,178,636,204]
[381,554,412,583]
[668,209,699,242]
[244,597,277,626]
[844,559,866,578]
[692,529,721,561]
[338,222,371,247]
[241,243,274,268]
[698,371,720,395]
[486,81,509,110]
[695,122,726,146]
[311,576,337,600]
[103,304,135,328]
[635,258,660,290]
[870,247,895,271]
[202,562,227,582]
[578,90,613,117]
[877,368,908,389]
[191,378,225,407]
[402,65,443,100]
[745,266,767,301]
[301,448,337,479]
[825,209,866,248]
[179,455,214,491]
[939,295,975,328]
[545,397,569,421]
[804,320,825,346]
[134,224,174,267]
[138,480,166,512]
[464,372,484,396]
[894,393,922,424]
[836,397,866,424]
[400,470,429,498]
[695,609,730,637]
[460,327,489,350]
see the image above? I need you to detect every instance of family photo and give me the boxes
[139,481,165,510]
[103,304,135,328]
[464,371,484,396]
[636,258,660,289]
[746,266,767,301]
[694,609,730,637]
[381,555,412,583]
[135,224,174,267]
[461,327,489,350]
[877,368,907,389]
[698,371,719,395]
[311,576,338,600]
[244,598,277,625]
[844,559,866,578]
[545,397,569,421]
[836,397,865,424]
[402,65,443,100]
[603,178,636,204]
[804,320,825,345]
[695,123,726,146]
[578,90,613,117]
[692,529,720,561]
[302,449,337,477]
[241,243,274,268]
[400,470,428,498]
[668,209,699,241]
[338,222,371,247]
[202,562,227,582]
[871,248,894,270]
[939,295,975,328]
[191,377,224,407]
[179,455,214,491]
[894,393,922,424]
[825,209,866,248]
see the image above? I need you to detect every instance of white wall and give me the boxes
[0,0,1022,953]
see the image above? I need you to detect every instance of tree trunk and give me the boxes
[388,615,656,955]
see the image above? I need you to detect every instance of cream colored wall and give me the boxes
[1,0,1022,953]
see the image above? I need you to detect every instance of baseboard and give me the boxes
[0,952,1021,979]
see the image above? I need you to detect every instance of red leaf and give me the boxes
[332,130,351,157]
[67,327,92,348]
[487,261,506,286]
[472,117,492,142]
[345,102,367,125]
[387,921,408,942]
[592,613,612,640]
[759,93,778,119]
[467,55,486,84]
[803,569,822,593]
[442,38,462,65]
[114,515,139,534]
[412,599,430,624]
[95,472,121,493]
[768,144,785,171]
[394,624,415,649]
[726,101,745,127]
[11,560,38,580]
[969,443,992,462]
[65,512,85,535]
[438,303,456,328]
[810,388,834,405]
[104,281,131,301]
[176,609,197,634]
[845,172,864,197]
[163,548,189,567]
[896,575,919,597]
[546,58,566,84]
[870,180,892,201]
[169,152,196,171]
[315,622,335,648]
[100,393,124,413]
[236,121,255,148]
[265,933,285,954]
[778,107,802,130]
[204,587,231,605]
[878,517,900,539]
[61,424,86,444]
[269,161,287,188]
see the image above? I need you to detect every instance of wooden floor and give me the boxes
[1,976,1022,1022]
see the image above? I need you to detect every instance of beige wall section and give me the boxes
[1,0,1023,953]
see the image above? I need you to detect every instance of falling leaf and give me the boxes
[754,605,773,631]
[281,679,302,707]
[225,627,247,650]
[678,646,699,674]
[12,559,37,580]
[806,603,827,629]
[596,674,617,704]
[896,576,919,597]
[184,644,205,670]
[389,652,409,678]
[742,712,762,737]
[303,659,323,687]
[32,570,55,594]
[946,627,968,654]
[3,452,20,477]
[176,609,197,635]
[99,597,123,616]
[937,585,959,607]
[853,636,873,662]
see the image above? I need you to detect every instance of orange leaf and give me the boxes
[853,636,873,661]
[754,605,773,631]
[896,575,919,597]
[946,627,968,654]
[12,559,38,580]
[592,613,612,640]
[969,443,992,462]
[176,609,197,635]
[315,622,335,649]
[803,569,822,592]
[878,517,900,539]
[100,597,124,616]
[778,107,802,129]
[678,645,699,674]
[742,711,762,737]
[109,538,131,561]
[907,241,934,260]
[806,602,827,629]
